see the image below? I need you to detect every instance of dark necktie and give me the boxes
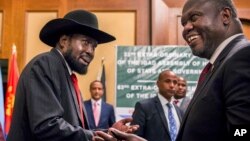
[198,62,212,85]
[0,123,5,141]
[173,100,179,105]
[71,73,85,128]
[167,103,177,141]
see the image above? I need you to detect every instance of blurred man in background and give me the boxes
[84,80,115,130]
[173,76,191,113]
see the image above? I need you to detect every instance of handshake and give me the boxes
[92,118,146,141]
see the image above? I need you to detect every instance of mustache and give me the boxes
[79,53,93,63]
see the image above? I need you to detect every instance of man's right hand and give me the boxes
[111,118,139,133]
[93,128,147,141]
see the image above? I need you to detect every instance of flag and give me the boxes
[4,44,19,135]
[0,122,5,141]
[97,58,106,102]
[0,66,4,132]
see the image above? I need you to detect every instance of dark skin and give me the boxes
[92,118,140,141]
[181,0,242,59]
[90,81,104,101]
[93,1,245,141]
[156,70,178,102]
[93,128,146,141]
[92,70,178,141]
[56,34,96,74]
[174,76,187,99]
[57,34,139,138]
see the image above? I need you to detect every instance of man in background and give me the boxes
[84,80,115,130]
[131,70,183,141]
[173,76,191,113]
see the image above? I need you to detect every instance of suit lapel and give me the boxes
[154,97,170,135]
[53,49,84,127]
[174,105,183,122]
[82,98,90,128]
[98,101,105,127]
[67,73,84,126]
[51,49,82,121]
[86,100,95,128]
[179,98,186,109]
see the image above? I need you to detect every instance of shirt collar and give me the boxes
[210,33,243,64]
[55,48,73,75]
[91,99,102,105]
[158,94,172,106]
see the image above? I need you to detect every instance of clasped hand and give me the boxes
[92,118,146,141]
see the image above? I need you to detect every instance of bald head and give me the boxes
[181,0,242,59]
[157,70,178,101]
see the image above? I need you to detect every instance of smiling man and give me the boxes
[5,10,138,141]
[176,0,250,141]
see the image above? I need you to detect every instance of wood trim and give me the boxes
[70,0,150,45]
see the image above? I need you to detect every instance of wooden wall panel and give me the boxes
[25,12,57,63]
[69,0,150,45]
[0,13,2,50]
[0,0,12,58]
[0,0,150,105]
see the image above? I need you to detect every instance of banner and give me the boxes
[115,46,207,120]
[4,45,19,135]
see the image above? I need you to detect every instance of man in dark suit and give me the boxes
[173,76,191,113]
[176,0,250,141]
[84,80,115,130]
[131,70,183,141]
[7,10,137,141]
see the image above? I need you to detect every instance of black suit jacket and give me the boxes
[176,35,250,141]
[132,96,183,141]
[84,100,115,129]
[7,48,93,141]
[178,97,191,113]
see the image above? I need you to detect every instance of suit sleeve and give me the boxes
[108,105,116,127]
[223,47,250,128]
[25,56,93,141]
[131,102,146,137]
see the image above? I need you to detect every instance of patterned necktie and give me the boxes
[93,102,100,126]
[198,62,212,85]
[71,73,85,128]
[167,103,177,141]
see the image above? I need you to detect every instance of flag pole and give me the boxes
[97,57,105,80]
[97,57,106,102]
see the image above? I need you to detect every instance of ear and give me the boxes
[221,7,232,26]
[156,80,160,87]
[58,35,69,50]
